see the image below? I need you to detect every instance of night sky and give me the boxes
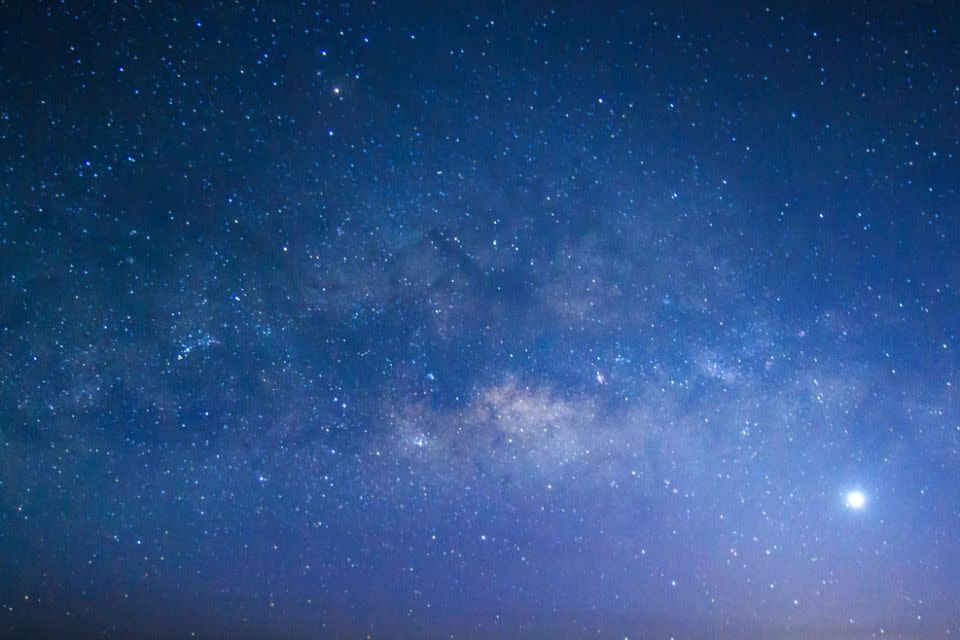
[2,2,959,639]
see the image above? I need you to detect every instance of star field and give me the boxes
[1,2,959,639]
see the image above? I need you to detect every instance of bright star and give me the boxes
[845,490,866,510]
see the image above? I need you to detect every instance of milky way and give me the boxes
[2,3,959,639]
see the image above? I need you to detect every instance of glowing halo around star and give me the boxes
[845,490,867,510]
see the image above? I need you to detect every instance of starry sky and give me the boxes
[1,2,959,639]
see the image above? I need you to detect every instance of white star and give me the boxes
[845,490,866,510]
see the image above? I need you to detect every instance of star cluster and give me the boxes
[1,2,959,639]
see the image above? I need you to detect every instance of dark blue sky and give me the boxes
[2,2,959,638]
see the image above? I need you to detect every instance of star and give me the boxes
[845,490,866,510]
